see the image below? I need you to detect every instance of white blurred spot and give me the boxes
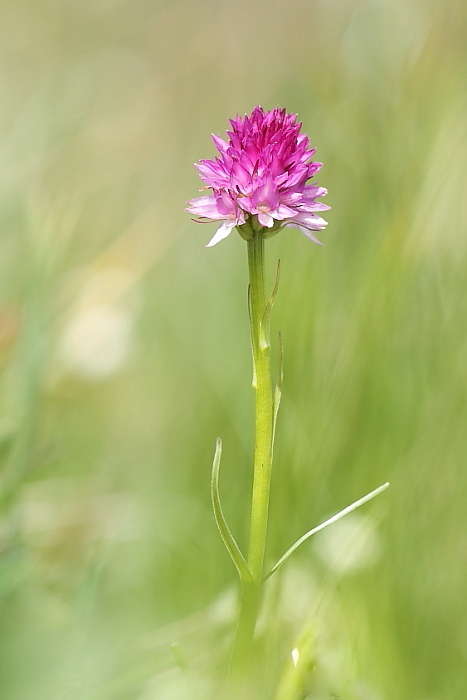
[279,565,319,622]
[139,668,210,700]
[76,266,141,310]
[291,647,300,667]
[55,265,141,379]
[19,479,144,547]
[313,513,381,575]
[208,587,237,625]
[58,305,133,378]
[352,678,384,700]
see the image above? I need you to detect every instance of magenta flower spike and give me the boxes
[187,106,330,247]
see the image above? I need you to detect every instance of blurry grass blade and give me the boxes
[211,438,253,583]
[263,482,389,582]
[0,546,24,600]
[170,642,189,672]
[259,259,280,350]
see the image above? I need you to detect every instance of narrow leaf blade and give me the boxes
[263,482,389,582]
[211,438,253,583]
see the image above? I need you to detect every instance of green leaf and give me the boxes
[263,482,390,582]
[211,438,253,583]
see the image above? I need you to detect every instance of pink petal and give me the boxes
[195,161,221,178]
[299,201,331,212]
[211,134,229,153]
[273,204,298,220]
[215,190,237,215]
[302,185,327,199]
[306,162,322,177]
[236,196,254,213]
[186,196,222,219]
[251,176,279,208]
[231,161,252,189]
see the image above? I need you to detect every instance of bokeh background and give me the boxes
[1,0,466,698]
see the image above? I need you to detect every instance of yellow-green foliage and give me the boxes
[0,0,466,698]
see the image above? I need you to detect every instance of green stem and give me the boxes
[229,228,275,691]
[229,579,260,687]
[246,230,274,583]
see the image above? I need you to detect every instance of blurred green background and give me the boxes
[1,0,467,698]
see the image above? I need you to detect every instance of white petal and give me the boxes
[300,227,323,245]
[257,211,274,228]
[308,216,328,229]
[283,222,324,245]
[296,214,328,230]
[205,222,235,247]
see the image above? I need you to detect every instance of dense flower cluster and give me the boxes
[187,106,329,247]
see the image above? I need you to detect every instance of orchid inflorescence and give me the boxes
[187,107,388,695]
[187,106,330,247]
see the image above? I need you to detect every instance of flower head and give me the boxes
[187,106,330,247]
